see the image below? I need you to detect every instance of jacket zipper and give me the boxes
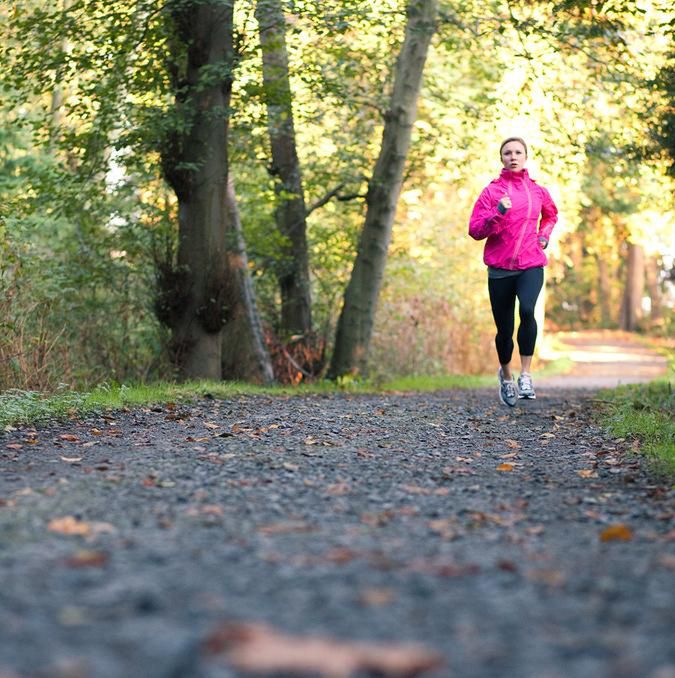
[510,176,532,268]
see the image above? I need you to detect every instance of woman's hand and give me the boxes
[497,195,511,214]
[538,236,548,249]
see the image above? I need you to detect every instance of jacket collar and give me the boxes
[500,168,530,181]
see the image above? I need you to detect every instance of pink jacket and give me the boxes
[469,168,558,270]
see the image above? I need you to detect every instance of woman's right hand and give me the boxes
[498,195,512,212]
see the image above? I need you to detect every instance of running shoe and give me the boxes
[498,368,518,407]
[517,372,536,399]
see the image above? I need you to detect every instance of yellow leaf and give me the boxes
[577,469,598,478]
[600,524,633,542]
[48,516,91,536]
[496,463,514,472]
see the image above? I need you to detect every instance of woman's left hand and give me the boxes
[538,236,548,250]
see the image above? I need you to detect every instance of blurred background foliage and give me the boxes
[0,0,673,389]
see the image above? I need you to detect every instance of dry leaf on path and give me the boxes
[64,550,108,568]
[496,463,514,472]
[600,524,634,542]
[577,469,598,479]
[359,588,395,607]
[48,516,116,538]
[203,622,444,677]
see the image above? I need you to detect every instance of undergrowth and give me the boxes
[599,379,675,476]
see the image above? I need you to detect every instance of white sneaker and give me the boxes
[517,372,536,399]
[498,368,518,407]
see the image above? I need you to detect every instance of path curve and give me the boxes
[537,330,670,390]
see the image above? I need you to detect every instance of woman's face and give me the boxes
[501,141,527,172]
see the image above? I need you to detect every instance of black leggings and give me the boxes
[488,267,544,365]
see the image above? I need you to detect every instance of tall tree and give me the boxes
[619,242,645,332]
[328,0,439,379]
[255,0,312,338]
[158,0,236,379]
[221,176,275,383]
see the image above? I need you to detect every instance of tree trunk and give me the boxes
[619,242,645,331]
[645,255,663,323]
[221,176,275,384]
[328,0,438,379]
[159,0,234,380]
[596,254,612,327]
[255,0,312,337]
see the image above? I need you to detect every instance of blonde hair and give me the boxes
[499,137,528,157]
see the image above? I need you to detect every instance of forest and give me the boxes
[0,0,673,389]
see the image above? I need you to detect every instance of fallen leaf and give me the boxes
[60,456,83,463]
[527,568,566,586]
[658,554,675,571]
[499,452,519,459]
[577,469,598,479]
[496,463,514,472]
[505,439,521,449]
[6,443,23,450]
[64,550,108,568]
[48,516,116,538]
[257,521,312,535]
[203,622,444,677]
[204,422,220,430]
[59,434,80,442]
[326,483,350,496]
[600,524,634,542]
[48,516,91,536]
[359,588,394,607]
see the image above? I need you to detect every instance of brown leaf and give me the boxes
[527,568,566,587]
[600,524,634,542]
[48,516,116,538]
[577,469,598,479]
[64,550,108,568]
[257,521,312,535]
[658,554,675,571]
[59,434,80,442]
[359,588,395,607]
[203,622,444,677]
[6,443,23,450]
[505,439,521,449]
[204,422,220,430]
[48,516,92,536]
[326,483,350,496]
[496,463,514,472]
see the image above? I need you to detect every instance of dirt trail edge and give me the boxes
[1,384,674,678]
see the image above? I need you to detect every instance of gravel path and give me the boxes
[1,384,674,678]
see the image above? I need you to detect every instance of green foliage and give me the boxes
[600,379,675,475]
[0,0,673,387]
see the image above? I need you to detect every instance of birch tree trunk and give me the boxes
[255,0,312,337]
[328,0,438,379]
[221,177,275,384]
[159,0,234,380]
[619,242,645,331]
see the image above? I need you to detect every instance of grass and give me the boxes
[598,379,675,476]
[0,353,578,429]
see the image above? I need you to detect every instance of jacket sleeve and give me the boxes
[537,187,558,242]
[468,186,506,240]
